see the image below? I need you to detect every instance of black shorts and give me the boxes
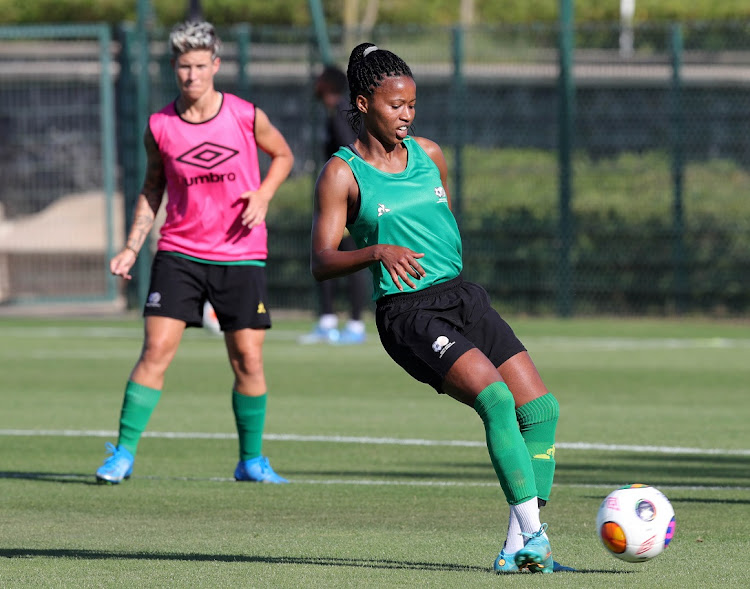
[375,275,526,393]
[143,251,271,331]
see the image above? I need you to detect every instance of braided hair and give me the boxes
[345,43,414,134]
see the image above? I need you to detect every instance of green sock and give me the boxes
[474,382,537,505]
[516,393,559,502]
[117,380,162,456]
[233,391,267,461]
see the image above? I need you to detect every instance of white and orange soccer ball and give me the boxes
[202,301,222,335]
[596,484,676,562]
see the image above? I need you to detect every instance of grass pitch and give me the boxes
[1,314,748,587]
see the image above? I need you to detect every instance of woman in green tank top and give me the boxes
[310,42,571,575]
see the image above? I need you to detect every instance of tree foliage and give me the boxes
[2,0,750,27]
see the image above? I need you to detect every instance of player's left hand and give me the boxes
[240,188,272,228]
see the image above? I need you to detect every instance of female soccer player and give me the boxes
[96,20,293,485]
[309,42,570,573]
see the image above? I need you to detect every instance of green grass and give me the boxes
[1,314,749,587]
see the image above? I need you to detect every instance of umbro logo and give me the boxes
[177,142,239,170]
[377,203,391,217]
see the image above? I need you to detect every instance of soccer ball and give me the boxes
[596,484,675,562]
[202,301,222,335]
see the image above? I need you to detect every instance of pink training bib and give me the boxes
[149,93,267,261]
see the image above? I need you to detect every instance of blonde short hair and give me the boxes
[169,20,221,60]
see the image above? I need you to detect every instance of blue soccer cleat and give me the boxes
[297,326,339,344]
[96,442,134,484]
[335,326,366,345]
[234,456,289,484]
[514,523,554,574]
[494,548,520,573]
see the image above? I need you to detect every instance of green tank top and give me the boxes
[335,136,463,299]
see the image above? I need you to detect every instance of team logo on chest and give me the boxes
[435,186,447,203]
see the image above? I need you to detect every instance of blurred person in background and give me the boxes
[299,65,369,345]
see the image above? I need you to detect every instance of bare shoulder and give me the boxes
[253,106,272,129]
[412,136,447,166]
[318,153,355,184]
[413,135,444,156]
[315,154,360,212]
[143,124,163,165]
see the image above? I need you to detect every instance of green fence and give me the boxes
[0,24,118,304]
[1,22,749,316]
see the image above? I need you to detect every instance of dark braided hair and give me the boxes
[345,43,414,134]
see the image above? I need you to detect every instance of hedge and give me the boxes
[267,146,750,315]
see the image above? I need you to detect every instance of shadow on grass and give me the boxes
[557,452,750,489]
[583,494,750,506]
[0,471,99,485]
[0,548,620,574]
[0,469,485,484]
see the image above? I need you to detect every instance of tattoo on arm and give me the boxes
[126,206,155,252]
[125,126,166,253]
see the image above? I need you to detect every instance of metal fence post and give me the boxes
[451,25,466,225]
[131,0,153,308]
[235,23,251,100]
[670,24,687,313]
[557,0,575,317]
[308,0,333,65]
[98,24,118,302]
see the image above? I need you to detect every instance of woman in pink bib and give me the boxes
[96,20,294,485]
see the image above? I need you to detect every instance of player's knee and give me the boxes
[474,381,515,420]
[231,351,263,379]
[138,341,176,372]
[546,393,560,421]
[518,392,560,427]
[492,381,515,412]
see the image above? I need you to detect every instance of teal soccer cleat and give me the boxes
[495,548,574,574]
[95,443,134,484]
[514,523,554,574]
[494,548,520,573]
[234,456,289,484]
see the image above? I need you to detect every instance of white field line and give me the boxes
[5,333,750,360]
[1,428,749,456]
[3,326,750,350]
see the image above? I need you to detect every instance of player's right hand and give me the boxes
[110,248,137,280]
[377,245,426,291]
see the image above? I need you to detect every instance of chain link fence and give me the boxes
[1,22,748,315]
[0,24,118,304]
